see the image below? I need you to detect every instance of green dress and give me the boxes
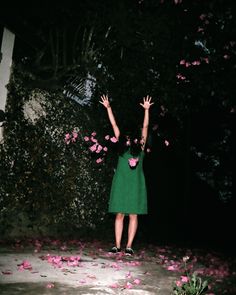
[108,150,147,214]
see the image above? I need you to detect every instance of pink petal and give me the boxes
[124,282,133,289]
[110,283,119,288]
[46,283,55,288]
[133,278,141,285]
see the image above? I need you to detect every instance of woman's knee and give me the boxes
[129,214,137,220]
[116,213,125,220]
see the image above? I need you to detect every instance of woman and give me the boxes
[100,94,153,255]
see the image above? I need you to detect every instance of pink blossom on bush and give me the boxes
[180,59,186,65]
[84,136,89,141]
[91,131,96,136]
[103,147,108,152]
[65,133,71,144]
[72,131,78,139]
[105,135,110,140]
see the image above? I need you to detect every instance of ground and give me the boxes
[0,238,235,294]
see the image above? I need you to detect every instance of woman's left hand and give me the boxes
[140,95,154,110]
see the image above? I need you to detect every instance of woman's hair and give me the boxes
[118,124,143,156]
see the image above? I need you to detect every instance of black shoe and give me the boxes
[109,246,121,254]
[125,247,134,256]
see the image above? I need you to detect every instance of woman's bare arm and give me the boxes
[99,95,120,139]
[140,95,154,147]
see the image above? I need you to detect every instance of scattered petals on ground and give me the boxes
[0,238,235,294]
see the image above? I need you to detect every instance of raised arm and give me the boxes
[140,95,154,147]
[99,95,120,139]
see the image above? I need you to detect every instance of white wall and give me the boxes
[0,27,15,142]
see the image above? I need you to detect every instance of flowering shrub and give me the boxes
[0,69,116,238]
[172,256,208,295]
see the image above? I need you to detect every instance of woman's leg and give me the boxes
[126,214,138,248]
[115,213,125,248]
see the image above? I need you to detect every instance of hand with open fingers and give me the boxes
[99,95,111,109]
[140,95,154,110]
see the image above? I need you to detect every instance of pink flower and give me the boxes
[96,145,103,153]
[180,59,186,65]
[185,62,191,67]
[181,275,189,283]
[223,54,230,59]
[89,144,97,152]
[103,147,108,152]
[176,73,186,80]
[126,140,131,146]
[105,135,110,140]
[96,158,103,164]
[128,158,139,168]
[192,60,201,65]
[110,136,118,143]
[91,131,96,136]
[176,280,183,287]
[72,132,78,139]
[146,148,151,153]
[164,140,169,146]
[134,138,138,144]
[65,133,70,140]
[84,136,89,141]
[90,137,98,143]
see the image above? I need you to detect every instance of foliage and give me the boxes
[0,68,116,238]
[172,257,208,295]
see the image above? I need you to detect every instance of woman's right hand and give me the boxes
[99,95,111,108]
